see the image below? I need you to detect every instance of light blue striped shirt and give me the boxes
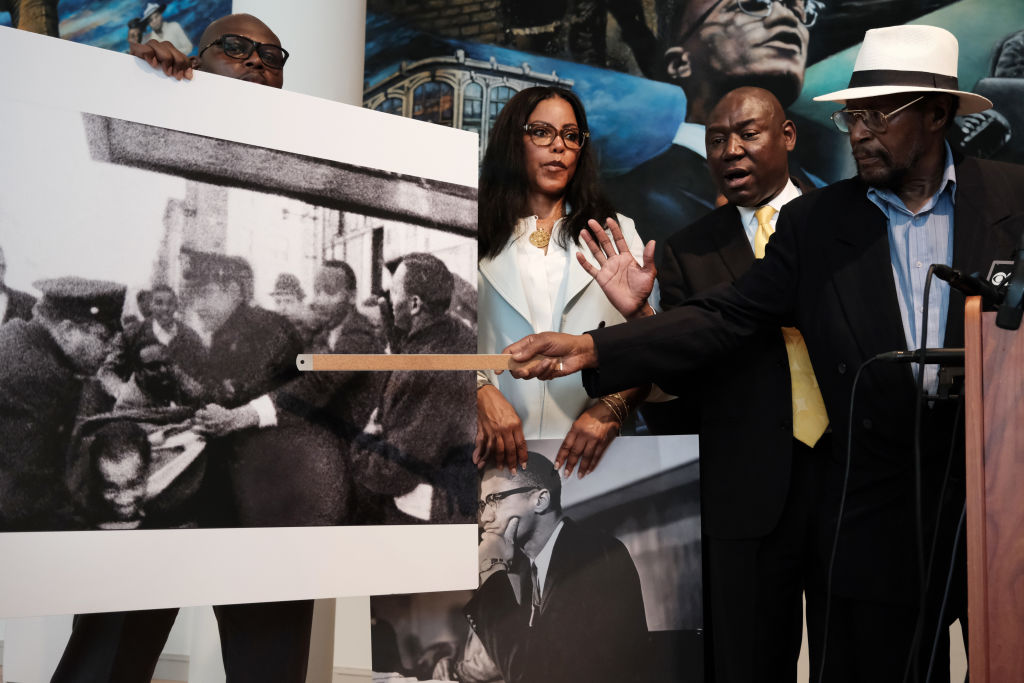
[867,143,956,393]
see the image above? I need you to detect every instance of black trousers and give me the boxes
[811,496,967,682]
[811,594,956,683]
[703,437,829,683]
[50,600,314,683]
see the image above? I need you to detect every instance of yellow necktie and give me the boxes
[753,205,829,447]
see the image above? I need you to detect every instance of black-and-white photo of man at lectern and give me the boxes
[0,99,478,532]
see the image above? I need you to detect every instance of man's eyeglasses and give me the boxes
[523,123,589,151]
[830,96,924,135]
[738,0,824,28]
[198,34,290,70]
[676,0,824,47]
[477,486,540,515]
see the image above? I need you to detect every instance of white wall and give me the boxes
[231,0,365,105]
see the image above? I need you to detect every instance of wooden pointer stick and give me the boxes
[296,353,513,372]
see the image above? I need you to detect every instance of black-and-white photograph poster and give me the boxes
[369,436,703,683]
[0,25,478,616]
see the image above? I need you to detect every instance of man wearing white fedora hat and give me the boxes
[140,2,192,55]
[500,23,1024,682]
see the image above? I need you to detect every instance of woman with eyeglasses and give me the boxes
[476,86,648,479]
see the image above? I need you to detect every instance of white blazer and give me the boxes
[478,214,644,438]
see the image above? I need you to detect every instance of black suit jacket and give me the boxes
[586,156,1024,602]
[658,204,796,540]
[464,518,649,683]
[271,308,384,442]
[2,285,36,324]
[201,304,351,527]
[351,315,478,523]
[607,144,819,266]
[0,320,81,530]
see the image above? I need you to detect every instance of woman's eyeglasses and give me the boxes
[523,123,589,151]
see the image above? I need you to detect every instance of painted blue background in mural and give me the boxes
[366,2,1024,185]
[0,0,230,54]
[365,12,683,177]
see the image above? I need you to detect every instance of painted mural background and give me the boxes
[0,0,230,54]
[364,0,1024,250]
[362,2,1024,679]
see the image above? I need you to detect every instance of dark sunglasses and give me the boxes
[198,34,289,70]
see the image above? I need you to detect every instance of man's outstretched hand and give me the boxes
[577,217,656,319]
[130,40,194,80]
[502,332,598,380]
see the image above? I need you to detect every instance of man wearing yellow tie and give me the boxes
[652,86,829,683]
[504,24,1024,681]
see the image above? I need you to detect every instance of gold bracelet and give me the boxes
[599,396,626,424]
[609,392,630,415]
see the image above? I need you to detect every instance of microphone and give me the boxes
[932,264,1004,305]
[996,230,1024,330]
[874,348,965,365]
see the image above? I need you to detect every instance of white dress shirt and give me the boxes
[530,519,565,596]
[514,215,571,335]
[736,179,802,251]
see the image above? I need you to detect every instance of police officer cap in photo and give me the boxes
[813,24,992,115]
[34,277,127,333]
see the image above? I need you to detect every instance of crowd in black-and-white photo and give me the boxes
[0,240,478,532]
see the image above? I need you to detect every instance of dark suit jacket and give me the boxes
[2,285,36,324]
[607,144,818,266]
[270,307,384,442]
[464,518,649,683]
[658,204,796,540]
[205,304,301,408]
[122,317,206,377]
[202,304,351,527]
[351,314,477,523]
[0,320,81,530]
[585,156,1024,602]
[607,144,719,265]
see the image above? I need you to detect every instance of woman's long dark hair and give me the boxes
[478,86,617,260]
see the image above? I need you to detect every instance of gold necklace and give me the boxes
[528,213,562,249]
[529,228,551,249]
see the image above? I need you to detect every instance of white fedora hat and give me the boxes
[813,25,991,115]
[141,3,166,21]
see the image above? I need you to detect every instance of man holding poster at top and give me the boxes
[51,14,317,683]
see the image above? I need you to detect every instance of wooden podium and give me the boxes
[964,296,1024,682]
